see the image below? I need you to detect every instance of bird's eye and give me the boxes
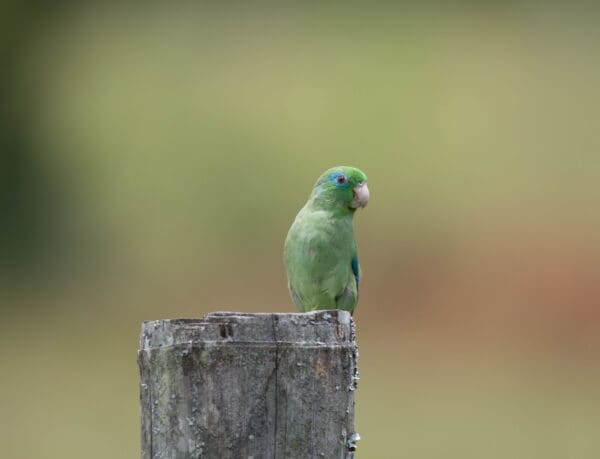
[336,175,346,184]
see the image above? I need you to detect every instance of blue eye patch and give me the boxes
[329,172,349,188]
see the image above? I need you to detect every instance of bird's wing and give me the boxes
[351,255,359,291]
[334,244,359,312]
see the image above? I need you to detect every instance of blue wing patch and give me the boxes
[351,256,359,289]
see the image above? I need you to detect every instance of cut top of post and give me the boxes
[140,310,354,351]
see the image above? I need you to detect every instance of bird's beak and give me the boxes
[350,182,370,208]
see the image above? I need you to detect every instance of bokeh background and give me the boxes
[2,3,600,458]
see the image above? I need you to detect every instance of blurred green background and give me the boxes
[1,3,600,458]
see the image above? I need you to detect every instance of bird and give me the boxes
[284,166,369,315]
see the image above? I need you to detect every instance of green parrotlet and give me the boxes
[284,166,369,314]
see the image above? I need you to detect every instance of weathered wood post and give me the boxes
[138,310,359,458]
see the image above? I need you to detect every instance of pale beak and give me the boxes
[350,182,370,208]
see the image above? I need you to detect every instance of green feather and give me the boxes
[284,166,368,314]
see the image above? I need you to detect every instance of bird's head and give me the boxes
[310,166,369,212]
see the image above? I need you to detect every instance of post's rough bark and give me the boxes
[138,310,359,459]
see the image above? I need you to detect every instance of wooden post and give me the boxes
[138,310,360,459]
